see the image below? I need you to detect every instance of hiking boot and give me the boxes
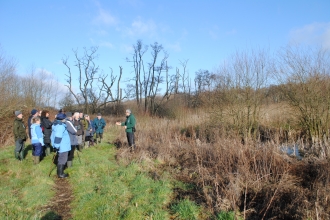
[19,151,24,161]
[34,156,40,165]
[45,147,51,156]
[67,161,72,167]
[15,152,20,160]
[57,164,69,178]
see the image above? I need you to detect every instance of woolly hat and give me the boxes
[97,113,102,116]
[56,113,66,120]
[31,109,38,115]
[15,110,22,117]
[66,112,73,117]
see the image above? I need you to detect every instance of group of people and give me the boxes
[13,108,136,178]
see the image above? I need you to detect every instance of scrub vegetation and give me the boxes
[1,44,330,219]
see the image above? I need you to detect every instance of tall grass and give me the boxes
[113,108,330,219]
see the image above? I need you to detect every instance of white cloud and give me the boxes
[100,41,114,49]
[118,0,142,8]
[290,22,330,49]
[208,25,219,39]
[123,17,158,38]
[166,42,181,52]
[93,8,117,26]
[226,28,237,36]
[121,44,134,54]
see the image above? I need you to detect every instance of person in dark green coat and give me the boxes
[13,110,28,160]
[116,109,136,152]
[93,113,106,143]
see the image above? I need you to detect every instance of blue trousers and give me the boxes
[32,143,43,156]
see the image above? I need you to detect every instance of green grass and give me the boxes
[171,199,201,220]
[217,211,242,220]
[68,144,173,219]
[0,128,210,219]
[0,145,55,219]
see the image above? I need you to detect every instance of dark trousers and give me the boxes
[126,132,135,147]
[58,151,69,165]
[15,140,25,153]
[67,145,76,162]
[32,143,43,156]
[96,133,103,142]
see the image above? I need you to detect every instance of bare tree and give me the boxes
[212,48,271,141]
[97,66,123,110]
[62,47,99,114]
[0,47,23,115]
[126,40,147,107]
[145,42,169,113]
[178,59,189,94]
[274,45,330,156]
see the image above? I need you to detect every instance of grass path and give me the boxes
[67,144,174,219]
[0,128,206,219]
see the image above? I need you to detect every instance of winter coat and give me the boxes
[120,114,136,133]
[41,116,52,144]
[31,124,44,146]
[51,120,71,153]
[85,120,95,136]
[13,118,27,141]
[80,117,88,130]
[73,119,84,136]
[93,117,106,134]
[65,119,78,145]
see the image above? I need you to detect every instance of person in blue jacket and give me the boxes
[93,113,106,144]
[51,113,71,178]
[30,116,44,164]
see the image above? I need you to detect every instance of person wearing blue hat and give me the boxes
[51,113,71,178]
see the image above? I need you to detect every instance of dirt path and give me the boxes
[41,177,73,220]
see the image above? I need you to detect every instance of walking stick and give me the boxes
[48,152,57,177]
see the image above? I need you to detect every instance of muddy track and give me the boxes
[41,177,73,220]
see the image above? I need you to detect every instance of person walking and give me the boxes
[13,110,27,160]
[116,109,136,152]
[40,110,53,157]
[93,113,106,144]
[51,113,70,178]
[65,112,77,168]
[30,116,44,164]
[73,112,84,151]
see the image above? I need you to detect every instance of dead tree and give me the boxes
[62,47,99,114]
[126,40,147,107]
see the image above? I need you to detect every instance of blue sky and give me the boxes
[1,0,330,94]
